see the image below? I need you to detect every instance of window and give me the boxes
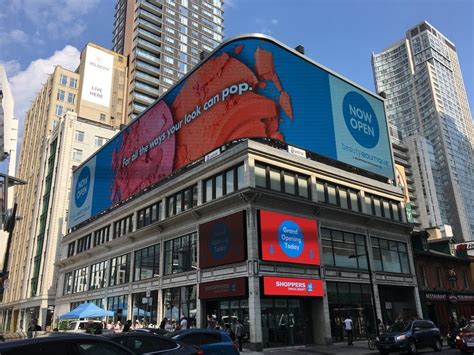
[203,164,245,203]
[108,294,128,324]
[371,237,410,274]
[67,241,75,257]
[134,244,160,281]
[95,136,107,147]
[109,253,131,286]
[137,201,162,229]
[164,233,197,274]
[72,148,82,161]
[63,272,73,295]
[163,285,196,322]
[57,89,65,101]
[436,267,444,288]
[75,130,85,142]
[93,225,110,246]
[166,185,197,217]
[255,163,310,199]
[321,228,368,269]
[113,215,133,239]
[55,104,63,116]
[365,194,401,221]
[69,78,77,88]
[67,92,75,104]
[316,180,361,212]
[72,267,88,293]
[418,265,427,287]
[100,113,106,121]
[59,74,68,85]
[89,260,107,290]
[76,234,92,254]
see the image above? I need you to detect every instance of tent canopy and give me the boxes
[59,302,114,320]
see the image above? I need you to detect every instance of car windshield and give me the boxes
[463,323,474,332]
[387,321,411,333]
[66,322,77,330]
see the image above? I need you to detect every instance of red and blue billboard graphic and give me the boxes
[69,34,393,228]
[199,212,246,269]
[263,276,323,297]
[259,210,320,265]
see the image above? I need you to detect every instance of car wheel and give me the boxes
[433,338,442,351]
[408,340,417,354]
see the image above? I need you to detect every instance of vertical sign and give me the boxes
[81,46,114,107]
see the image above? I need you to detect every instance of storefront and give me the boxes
[163,285,197,327]
[132,290,158,325]
[378,285,418,325]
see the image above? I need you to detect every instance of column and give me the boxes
[320,281,333,344]
[248,275,263,351]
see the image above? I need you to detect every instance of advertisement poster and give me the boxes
[69,35,393,228]
[395,164,413,223]
[263,276,323,297]
[199,211,246,269]
[81,46,114,107]
[259,210,320,265]
[199,277,247,300]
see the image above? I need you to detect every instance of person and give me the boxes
[94,322,103,335]
[180,316,188,330]
[165,319,174,332]
[115,321,122,332]
[343,315,353,346]
[159,317,168,330]
[122,320,132,332]
[207,314,216,330]
[234,319,244,352]
[377,318,385,335]
[27,319,42,338]
[107,321,113,330]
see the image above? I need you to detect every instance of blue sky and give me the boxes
[0,0,472,141]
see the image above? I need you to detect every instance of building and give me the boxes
[0,43,125,332]
[55,35,422,349]
[112,0,224,120]
[372,21,474,241]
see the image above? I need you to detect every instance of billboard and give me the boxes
[199,277,247,300]
[395,164,413,223]
[262,276,323,297]
[81,46,114,107]
[69,35,393,228]
[259,210,320,265]
[199,211,246,269]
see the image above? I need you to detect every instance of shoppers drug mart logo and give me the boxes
[343,91,379,149]
[209,222,231,259]
[278,220,304,258]
[75,167,90,208]
[307,283,313,292]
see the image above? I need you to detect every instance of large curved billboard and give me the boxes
[69,34,393,228]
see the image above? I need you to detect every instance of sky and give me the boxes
[0,0,472,152]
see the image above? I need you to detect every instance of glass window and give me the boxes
[297,177,309,198]
[316,181,325,202]
[164,233,197,274]
[237,164,245,189]
[55,104,63,116]
[69,78,77,88]
[108,294,128,324]
[57,89,65,101]
[134,244,160,281]
[327,184,337,205]
[349,190,360,211]
[59,74,68,85]
[67,92,75,104]
[95,136,107,147]
[255,164,266,188]
[372,237,410,274]
[321,228,368,270]
[73,149,82,161]
[63,272,73,295]
[215,175,223,198]
[269,167,281,191]
[284,172,295,195]
[72,267,88,293]
[339,188,348,209]
[205,179,213,202]
[109,254,130,286]
[225,169,234,194]
[75,130,85,142]
[89,261,107,290]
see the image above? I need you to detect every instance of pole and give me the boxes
[365,242,379,337]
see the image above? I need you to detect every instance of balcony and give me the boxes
[136,49,160,65]
[137,18,161,35]
[136,38,161,55]
[136,60,160,75]
[134,81,160,97]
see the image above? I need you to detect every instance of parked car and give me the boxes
[104,332,201,354]
[133,327,169,336]
[166,329,239,355]
[64,320,104,333]
[456,321,474,353]
[376,320,442,354]
[0,333,135,355]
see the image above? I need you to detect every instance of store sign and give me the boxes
[425,293,474,302]
[81,45,114,107]
[263,276,323,297]
[199,277,247,300]
[199,212,246,269]
[69,35,392,228]
[260,210,320,265]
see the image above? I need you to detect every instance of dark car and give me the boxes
[0,333,135,355]
[376,320,442,354]
[133,328,169,336]
[166,329,239,355]
[455,321,474,353]
[104,332,201,354]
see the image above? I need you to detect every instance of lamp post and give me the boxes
[349,244,379,338]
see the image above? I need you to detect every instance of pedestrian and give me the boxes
[122,320,132,332]
[234,319,244,352]
[159,317,168,330]
[94,322,103,335]
[343,315,353,346]
[377,318,385,335]
[180,315,188,330]
[165,319,174,332]
[27,319,42,338]
[207,314,216,330]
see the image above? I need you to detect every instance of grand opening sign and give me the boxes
[263,276,323,297]
[69,34,393,228]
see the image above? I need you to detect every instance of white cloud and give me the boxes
[0,29,29,45]
[9,45,80,139]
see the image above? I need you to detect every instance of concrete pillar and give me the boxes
[320,281,333,345]
[38,306,48,330]
[248,275,263,351]
[157,289,163,325]
[196,297,202,328]
[413,286,423,319]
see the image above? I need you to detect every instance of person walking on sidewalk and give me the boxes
[234,319,244,352]
[343,315,353,346]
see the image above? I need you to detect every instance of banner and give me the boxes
[263,276,323,297]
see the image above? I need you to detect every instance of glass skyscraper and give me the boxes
[372,21,474,240]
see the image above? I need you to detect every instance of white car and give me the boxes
[64,320,105,333]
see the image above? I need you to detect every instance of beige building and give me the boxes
[0,43,125,332]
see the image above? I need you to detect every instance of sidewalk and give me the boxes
[241,340,376,355]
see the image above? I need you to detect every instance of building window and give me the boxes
[94,136,107,147]
[163,285,196,324]
[113,215,133,239]
[436,267,444,288]
[316,180,361,212]
[134,244,160,281]
[63,272,73,295]
[100,113,106,121]
[67,241,75,257]
[57,89,65,101]
[69,78,78,88]
[166,185,197,217]
[76,234,91,254]
[365,194,401,221]
[59,74,68,85]
[164,233,197,275]
[418,265,427,288]
[72,267,88,293]
[72,149,83,162]
[109,253,131,286]
[67,92,76,104]
[89,260,107,290]
[203,164,245,203]
[371,237,410,274]
[93,225,110,247]
[255,163,310,199]
[108,294,128,324]
[463,270,470,289]
[321,228,368,269]
[75,130,85,142]
[55,104,63,116]
[137,201,162,229]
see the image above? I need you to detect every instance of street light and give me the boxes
[348,248,379,338]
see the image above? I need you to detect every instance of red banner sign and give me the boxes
[263,276,323,297]
[260,210,320,265]
[199,277,247,300]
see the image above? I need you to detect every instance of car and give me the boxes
[64,320,106,333]
[166,329,239,355]
[376,319,442,354]
[456,321,474,353]
[133,327,169,336]
[104,332,201,354]
[0,333,135,355]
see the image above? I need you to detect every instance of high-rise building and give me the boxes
[112,0,224,120]
[372,20,474,240]
[0,44,125,331]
